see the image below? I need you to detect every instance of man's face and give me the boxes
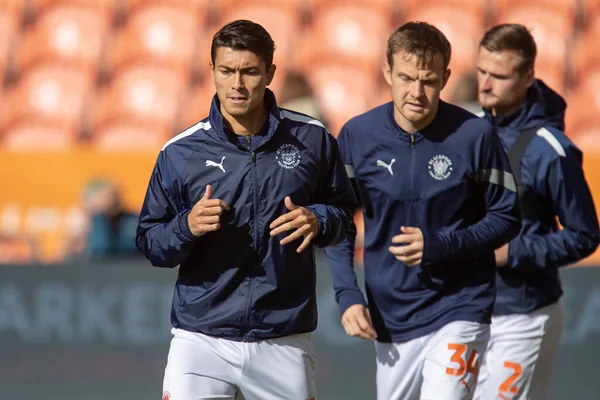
[383,50,450,132]
[211,47,275,120]
[476,47,534,115]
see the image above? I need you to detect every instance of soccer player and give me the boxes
[474,24,600,400]
[136,20,357,400]
[324,21,522,400]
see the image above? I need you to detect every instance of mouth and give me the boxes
[406,102,425,110]
[228,96,248,104]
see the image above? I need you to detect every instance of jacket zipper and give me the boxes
[243,135,258,341]
[410,134,416,202]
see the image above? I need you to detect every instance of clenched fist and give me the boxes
[187,184,230,237]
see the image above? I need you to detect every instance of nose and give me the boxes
[480,75,492,92]
[232,71,244,90]
[410,80,424,98]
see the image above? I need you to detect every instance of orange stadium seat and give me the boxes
[123,0,207,17]
[535,62,566,95]
[494,0,579,21]
[580,0,600,18]
[401,0,488,22]
[404,5,484,97]
[91,63,186,145]
[0,3,21,82]
[91,120,171,151]
[305,62,378,135]
[1,119,78,151]
[495,6,572,66]
[217,4,302,76]
[28,0,117,18]
[180,80,215,131]
[0,63,91,131]
[573,19,600,85]
[298,4,392,71]
[16,5,108,77]
[108,4,202,77]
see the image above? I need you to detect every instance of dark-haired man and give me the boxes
[136,19,357,400]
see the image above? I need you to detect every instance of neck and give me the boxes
[394,103,438,134]
[491,94,527,117]
[222,104,269,136]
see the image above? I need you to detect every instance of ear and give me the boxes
[266,64,276,85]
[210,61,215,80]
[524,68,535,89]
[383,61,392,86]
[441,68,452,90]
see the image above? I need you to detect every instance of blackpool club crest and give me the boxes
[428,155,453,180]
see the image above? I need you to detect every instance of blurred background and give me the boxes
[1,0,600,399]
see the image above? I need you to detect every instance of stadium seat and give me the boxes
[16,5,107,77]
[304,62,378,135]
[0,0,22,79]
[404,5,485,81]
[217,4,301,74]
[0,63,91,130]
[1,119,78,151]
[123,0,207,17]
[535,62,566,95]
[90,63,185,144]
[572,19,600,85]
[91,120,171,151]
[297,4,391,71]
[401,0,488,22]
[108,4,201,77]
[494,0,579,21]
[179,80,215,131]
[29,0,117,15]
[495,7,572,66]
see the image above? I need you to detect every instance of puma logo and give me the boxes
[206,156,226,173]
[376,158,395,175]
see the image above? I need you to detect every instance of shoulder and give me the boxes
[158,118,212,169]
[438,101,496,143]
[278,108,328,135]
[529,126,581,162]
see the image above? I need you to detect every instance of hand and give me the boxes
[187,184,230,237]
[269,196,319,253]
[341,304,377,340]
[494,244,509,267]
[389,226,424,266]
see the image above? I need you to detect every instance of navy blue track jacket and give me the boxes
[484,80,600,315]
[136,90,358,342]
[325,100,522,343]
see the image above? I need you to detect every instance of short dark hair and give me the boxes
[211,20,275,69]
[479,23,537,74]
[386,21,452,70]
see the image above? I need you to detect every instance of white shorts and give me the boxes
[375,320,490,400]
[474,301,563,400]
[162,328,317,400]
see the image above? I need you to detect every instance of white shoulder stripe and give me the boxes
[536,127,566,157]
[279,109,325,128]
[161,121,211,151]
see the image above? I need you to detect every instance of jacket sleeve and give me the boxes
[508,142,600,270]
[322,126,367,316]
[422,127,522,263]
[135,149,198,267]
[306,128,359,248]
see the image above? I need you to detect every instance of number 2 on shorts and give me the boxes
[499,361,523,395]
[445,343,480,378]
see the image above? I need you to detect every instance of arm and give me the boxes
[135,151,198,267]
[323,126,367,315]
[306,128,359,248]
[508,144,600,270]
[422,128,522,263]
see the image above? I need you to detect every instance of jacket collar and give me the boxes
[208,88,281,147]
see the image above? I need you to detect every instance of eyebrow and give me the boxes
[218,66,260,73]
[477,67,509,79]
